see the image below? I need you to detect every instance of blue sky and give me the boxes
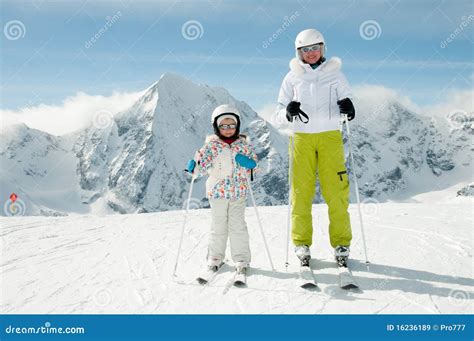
[1,0,473,112]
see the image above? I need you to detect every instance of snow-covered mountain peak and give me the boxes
[1,74,471,216]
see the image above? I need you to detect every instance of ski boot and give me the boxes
[207,257,223,272]
[295,245,311,266]
[334,245,350,267]
[235,261,248,275]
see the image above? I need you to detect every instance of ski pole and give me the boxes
[173,174,196,277]
[285,133,295,269]
[342,114,369,266]
[245,173,275,271]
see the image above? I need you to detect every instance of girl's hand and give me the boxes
[235,153,256,169]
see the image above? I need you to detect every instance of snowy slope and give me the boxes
[1,200,472,314]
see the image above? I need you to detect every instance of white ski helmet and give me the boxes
[210,104,241,136]
[294,28,325,61]
[211,104,241,124]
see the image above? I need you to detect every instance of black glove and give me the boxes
[286,101,301,122]
[337,98,355,121]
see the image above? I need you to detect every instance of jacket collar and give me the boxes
[289,56,342,77]
[205,134,249,144]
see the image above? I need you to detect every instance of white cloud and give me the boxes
[256,103,277,122]
[352,84,420,115]
[0,90,145,136]
[421,89,473,118]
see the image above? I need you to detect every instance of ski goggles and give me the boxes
[218,124,237,130]
[300,44,322,53]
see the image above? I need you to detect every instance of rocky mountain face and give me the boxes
[0,74,471,216]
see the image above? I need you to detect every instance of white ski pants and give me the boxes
[208,197,251,266]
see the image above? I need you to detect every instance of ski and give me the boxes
[196,263,224,285]
[336,256,359,289]
[299,258,318,289]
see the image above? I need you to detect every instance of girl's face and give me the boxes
[218,118,237,138]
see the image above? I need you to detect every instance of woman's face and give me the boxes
[218,118,237,138]
[301,46,322,64]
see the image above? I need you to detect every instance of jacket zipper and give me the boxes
[329,83,333,120]
[329,82,338,120]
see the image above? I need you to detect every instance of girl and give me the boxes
[186,104,257,278]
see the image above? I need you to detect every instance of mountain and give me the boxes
[344,99,473,202]
[1,73,289,216]
[0,123,80,216]
[0,74,472,216]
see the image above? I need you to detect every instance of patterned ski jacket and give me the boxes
[194,134,258,200]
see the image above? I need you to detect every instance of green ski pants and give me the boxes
[290,130,352,248]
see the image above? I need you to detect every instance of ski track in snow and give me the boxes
[0,202,473,314]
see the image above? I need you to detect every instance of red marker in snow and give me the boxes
[9,193,18,203]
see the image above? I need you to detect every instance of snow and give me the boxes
[1,200,472,314]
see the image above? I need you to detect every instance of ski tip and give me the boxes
[196,278,208,285]
[341,283,359,290]
[301,283,319,290]
[233,281,247,288]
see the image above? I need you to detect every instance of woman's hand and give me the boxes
[286,101,301,122]
[337,98,355,121]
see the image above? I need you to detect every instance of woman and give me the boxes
[274,28,356,267]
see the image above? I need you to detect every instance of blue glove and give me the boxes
[185,159,196,173]
[235,153,256,169]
